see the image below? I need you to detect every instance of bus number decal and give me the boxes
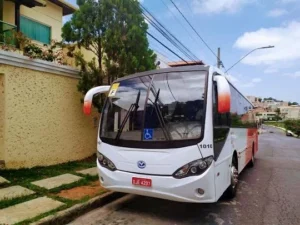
[199,144,213,149]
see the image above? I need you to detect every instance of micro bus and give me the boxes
[83,65,258,203]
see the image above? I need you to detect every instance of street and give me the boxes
[70,126,300,225]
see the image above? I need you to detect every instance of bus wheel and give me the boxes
[225,156,238,199]
[248,145,255,168]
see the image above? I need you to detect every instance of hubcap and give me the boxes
[231,166,238,188]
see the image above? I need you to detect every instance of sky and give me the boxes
[64,0,300,103]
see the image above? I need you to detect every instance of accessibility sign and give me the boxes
[143,129,153,140]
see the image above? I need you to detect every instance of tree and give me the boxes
[288,101,299,106]
[62,0,156,110]
[103,0,157,84]
[62,0,106,87]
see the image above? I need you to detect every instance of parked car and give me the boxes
[286,130,293,136]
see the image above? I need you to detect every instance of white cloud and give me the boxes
[267,9,288,17]
[264,68,278,74]
[226,74,239,83]
[239,77,262,88]
[252,78,262,83]
[241,83,255,88]
[283,71,300,78]
[234,21,300,65]
[226,74,262,89]
[191,0,252,14]
[280,0,298,3]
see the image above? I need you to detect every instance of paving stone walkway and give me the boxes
[76,167,98,176]
[0,197,64,224]
[0,176,9,185]
[0,167,98,224]
[0,185,35,201]
[31,173,82,190]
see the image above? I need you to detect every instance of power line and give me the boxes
[143,13,194,62]
[105,1,190,63]
[141,5,199,62]
[169,0,215,57]
[150,44,173,61]
[145,16,194,62]
[169,0,225,69]
[158,0,199,52]
[156,56,169,65]
[147,32,188,63]
[184,0,194,14]
[154,49,172,61]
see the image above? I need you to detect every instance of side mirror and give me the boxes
[83,86,111,115]
[213,75,231,114]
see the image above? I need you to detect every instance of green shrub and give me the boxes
[284,120,300,137]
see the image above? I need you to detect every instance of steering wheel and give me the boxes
[168,123,201,139]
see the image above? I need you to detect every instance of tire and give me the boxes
[248,145,255,168]
[225,155,239,199]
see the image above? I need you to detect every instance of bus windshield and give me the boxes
[100,70,207,144]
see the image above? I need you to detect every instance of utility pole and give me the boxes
[217,47,221,68]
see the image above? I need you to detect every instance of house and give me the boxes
[246,96,266,109]
[256,112,277,121]
[279,106,300,120]
[1,0,77,45]
[0,1,102,169]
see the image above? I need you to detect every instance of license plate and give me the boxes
[132,177,152,187]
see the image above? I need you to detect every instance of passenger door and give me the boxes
[212,82,231,199]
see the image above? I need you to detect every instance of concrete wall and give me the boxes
[0,74,4,163]
[3,1,15,25]
[0,51,99,169]
[3,1,63,42]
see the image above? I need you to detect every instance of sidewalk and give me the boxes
[0,156,107,225]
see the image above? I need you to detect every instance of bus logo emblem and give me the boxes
[137,160,146,169]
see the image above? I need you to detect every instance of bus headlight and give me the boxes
[97,152,117,171]
[173,156,214,179]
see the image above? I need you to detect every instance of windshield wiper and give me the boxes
[115,90,140,140]
[151,88,172,140]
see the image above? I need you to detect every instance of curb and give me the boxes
[267,125,298,137]
[31,192,126,225]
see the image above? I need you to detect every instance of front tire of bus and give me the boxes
[225,155,238,199]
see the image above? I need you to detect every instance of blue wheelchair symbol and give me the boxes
[144,129,153,140]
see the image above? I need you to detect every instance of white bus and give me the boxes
[83,65,258,203]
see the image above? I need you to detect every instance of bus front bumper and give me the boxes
[97,160,216,203]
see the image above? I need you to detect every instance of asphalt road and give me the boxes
[70,126,300,225]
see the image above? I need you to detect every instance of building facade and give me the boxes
[0,1,103,169]
[1,0,76,44]
[256,112,277,121]
[279,106,300,120]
